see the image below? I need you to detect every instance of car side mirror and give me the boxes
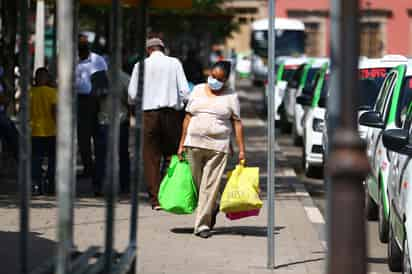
[382,129,412,155]
[358,111,384,129]
[318,97,327,108]
[296,95,312,106]
[358,105,372,111]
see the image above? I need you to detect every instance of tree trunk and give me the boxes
[0,0,17,109]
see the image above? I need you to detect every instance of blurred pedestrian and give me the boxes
[30,67,57,195]
[128,38,190,210]
[177,61,246,238]
[0,66,19,161]
[93,69,131,195]
[183,49,204,89]
[75,34,108,182]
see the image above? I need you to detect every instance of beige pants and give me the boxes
[186,147,228,233]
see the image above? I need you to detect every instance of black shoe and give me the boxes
[197,230,212,239]
[210,207,219,230]
[32,184,42,196]
[151,205,162,211]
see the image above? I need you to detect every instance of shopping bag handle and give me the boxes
[240,160,246,166]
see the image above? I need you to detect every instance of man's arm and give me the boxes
[176,60,190,102]
[128,63,139,101]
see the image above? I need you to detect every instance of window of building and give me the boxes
[360,22,383,58]
[304,22,321,57]
[287,10,329,57]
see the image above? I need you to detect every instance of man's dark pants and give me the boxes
[143,108,184,206]
[77,94,98,175]
[0,112,19,160]
[31,136,56,193]
[93,120,130,193]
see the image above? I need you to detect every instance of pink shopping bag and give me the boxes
[225,208,260,220]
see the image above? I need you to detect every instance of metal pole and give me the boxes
[104,0,121,272]
[18,0,30,272]
[130,1,147,272]
[326,0,341,271]
[56,0,74,273]
[327,0,369,274]
[70,0,79,251]
[267,0,276,269]
[51,2,58,78]
[34,0,45,71]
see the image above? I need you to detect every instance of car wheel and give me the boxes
[280,110,291,133]
[403,236,411,274]
[365,183,378,220]
[303,149,315,178]
[388,221,402,272]
[378,188,389,243]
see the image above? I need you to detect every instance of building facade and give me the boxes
[223,0,268,54]
[225,0,412,57]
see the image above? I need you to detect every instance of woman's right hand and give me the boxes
[177,145,185,161]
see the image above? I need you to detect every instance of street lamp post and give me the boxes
[327,0,369,273]
[267,0,276,269]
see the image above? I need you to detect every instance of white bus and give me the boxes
[250,18,305,86]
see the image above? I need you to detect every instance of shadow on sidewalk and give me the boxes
[0,230,56,274]
[275,257,324,269]
[170,226,285,237]
[367,257,388,264]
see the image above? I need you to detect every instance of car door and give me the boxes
[369,72,397,179]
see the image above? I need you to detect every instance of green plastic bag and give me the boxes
[158,155,198,214]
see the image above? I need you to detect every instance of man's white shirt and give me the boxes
[128,51,190,111]
[75,52,108,95]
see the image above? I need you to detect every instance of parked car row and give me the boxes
[270,54,412,272]
[360,57,412,273]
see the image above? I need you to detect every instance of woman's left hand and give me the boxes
[238,151,245,162]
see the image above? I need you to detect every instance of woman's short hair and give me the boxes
[211,60,232,79]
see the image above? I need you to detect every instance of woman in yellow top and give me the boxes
[30,68,57,195]
[178,61,245,238]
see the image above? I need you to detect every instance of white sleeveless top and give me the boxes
[184,84,241,153]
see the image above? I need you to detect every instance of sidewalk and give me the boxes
[135,169,325,274]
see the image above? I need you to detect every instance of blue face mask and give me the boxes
[207,76,224,91]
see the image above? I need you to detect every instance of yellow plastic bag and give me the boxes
[220,160,263,213]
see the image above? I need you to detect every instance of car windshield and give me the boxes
[320,74,329,98]
[252,30,305,58]
[396,76,412,127]
[358,67,391,108]
[283,68,298,82]
[304,68,320,89]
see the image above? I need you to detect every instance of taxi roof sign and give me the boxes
[79,0,192,8]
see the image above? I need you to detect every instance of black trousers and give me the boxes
[77,95,98,173]
[143,108,184,205]
[0,112,19,160]
[32,136,56,191]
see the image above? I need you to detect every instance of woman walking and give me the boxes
[177,60,245,238]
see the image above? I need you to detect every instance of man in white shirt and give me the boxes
[128,38,190,210]
[75,35,108,181]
